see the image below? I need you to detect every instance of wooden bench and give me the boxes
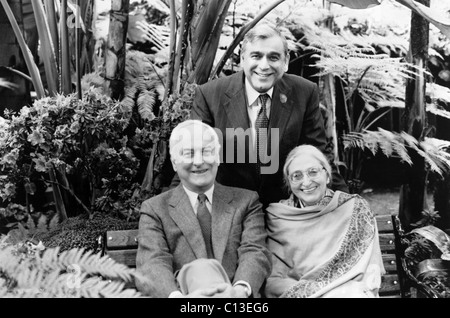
[377,214,407,298]
[100,215,407,297]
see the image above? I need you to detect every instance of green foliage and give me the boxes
[0,88,143,218]
[309,42,416,111]
[420,274,450,298]
[403,233,442,267]
[0,236,142,298]
[286,3,450,193]
[138,81,196,198]
[82,49,166,122]
[0,0,46,98]
[0,203,29,223]
[343,128,450,177]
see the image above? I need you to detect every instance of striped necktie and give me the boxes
[255,93,269,172]
[197,194,214,258]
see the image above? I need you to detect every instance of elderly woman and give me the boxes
[264,145,385,298]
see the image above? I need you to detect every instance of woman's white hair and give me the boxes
[282,144,332,190]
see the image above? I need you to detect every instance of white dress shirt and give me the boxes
[183,185,214,214]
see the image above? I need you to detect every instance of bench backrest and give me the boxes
[376,214,404,298]
[102,214,405,297]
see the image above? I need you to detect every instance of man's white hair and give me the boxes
[169,119,221,162]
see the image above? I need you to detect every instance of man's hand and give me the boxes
[209,284,248,298]
[184,283,229,298]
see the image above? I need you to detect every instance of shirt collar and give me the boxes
[183,184,214,209]
[245,78,274,107]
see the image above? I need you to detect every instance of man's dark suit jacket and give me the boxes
[135,182,272,298]
[191,70,348,208]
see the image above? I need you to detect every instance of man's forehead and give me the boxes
[174,127,215,146]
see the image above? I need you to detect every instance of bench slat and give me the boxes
[376,215,395,233]
[378,233,396,252]
[106,249,137,268]
[106,229,139,249]
[382,254,397,273]
[380,273,401,294]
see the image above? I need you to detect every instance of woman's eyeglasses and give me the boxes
[289,167,325,183]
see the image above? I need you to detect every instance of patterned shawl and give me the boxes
[265,190,385,298]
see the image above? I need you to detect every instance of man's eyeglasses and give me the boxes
[180,148,215,160]
[289,167,325,183]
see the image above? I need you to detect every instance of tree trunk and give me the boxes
[399,0,429,231]
[104,0,129,100]
[319,1,340,184]
[80,0,95,75]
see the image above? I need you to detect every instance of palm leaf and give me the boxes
[396,0,450,40]
[0,77,18,90]
[60,0,72,94]
[31,0,59,96]
[326,0,381,9]
[44,0,59,67]
[187,0,234,84]
[0,0,46,98]
[326,0,450,40]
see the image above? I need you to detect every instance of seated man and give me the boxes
[135,119,272,298]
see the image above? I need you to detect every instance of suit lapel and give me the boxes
[224,71,250,130]
[168,185,207,259]
[211,183,234,263]
[269,79,293,143]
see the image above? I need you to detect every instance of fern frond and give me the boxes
[343,129,450,174]
[306,38,426,110]
[427,82,450,105]
[0,245,143,298]
[400,132,420,149]
[137,91,156,121]
[81,72,105,93]
[427,103,450,120]
[26,216,35,231]
[36,214,48,231]
[48,214,59,230]
[420,138,450,177]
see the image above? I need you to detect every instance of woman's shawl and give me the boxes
[265,190,385,298]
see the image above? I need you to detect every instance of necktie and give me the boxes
[197,194,214,258]
[255,94,269,172]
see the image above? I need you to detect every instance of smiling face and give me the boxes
[171,124,219,194]
[287,154,329,207]
[240,34,289,93]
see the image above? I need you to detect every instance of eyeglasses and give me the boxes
[289,167,325,183]
[180,148,215,161]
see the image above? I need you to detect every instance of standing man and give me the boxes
[191,22,348,208]
[136,120,271,298]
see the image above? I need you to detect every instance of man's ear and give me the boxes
[283,54,290,72]
[171,159,178,172]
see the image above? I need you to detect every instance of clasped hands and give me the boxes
[174,283,248,298]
